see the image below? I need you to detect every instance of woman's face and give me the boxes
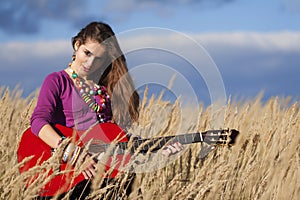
[72,39,107,79]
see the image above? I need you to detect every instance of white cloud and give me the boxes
[193,31,300,52]
[118,30,300,74]
[118,30,300,56]
[1,31,299,99]
[0,40,71,69]
[2,31,299,73]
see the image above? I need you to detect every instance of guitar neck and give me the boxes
[89,129,230,156]
[133,132,204,152]
[98,132,204,155]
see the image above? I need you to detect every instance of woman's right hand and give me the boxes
[61,142,98,179]
[81,154,97,179]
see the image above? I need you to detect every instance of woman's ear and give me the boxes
[74,41,81,51]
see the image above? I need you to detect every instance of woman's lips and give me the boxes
[82,66,90,72]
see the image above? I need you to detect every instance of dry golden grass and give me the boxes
[0,85,299,199]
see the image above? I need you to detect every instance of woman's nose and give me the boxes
[86,57,95,67]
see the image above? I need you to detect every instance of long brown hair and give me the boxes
[72,21,140,127]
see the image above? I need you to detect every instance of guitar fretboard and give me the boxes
[88,130,229,156]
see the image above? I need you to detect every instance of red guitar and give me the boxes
[17,122,239,197]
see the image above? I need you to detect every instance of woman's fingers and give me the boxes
[82,155,97,179]
[162,142,184,157]
[83,164,96,179]
[171,142,184,151]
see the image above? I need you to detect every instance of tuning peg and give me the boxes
[228,129,240,146]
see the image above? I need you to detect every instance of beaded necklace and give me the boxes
[68,68,110,122]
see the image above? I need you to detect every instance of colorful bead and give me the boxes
[72,73,78,79]
[69,67,109,122]
[96,105,100,112]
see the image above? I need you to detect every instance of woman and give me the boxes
[31,21,182,199]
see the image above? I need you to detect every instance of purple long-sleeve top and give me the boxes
[30,70,112,136]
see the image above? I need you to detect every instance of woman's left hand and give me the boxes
[161,142,184,157]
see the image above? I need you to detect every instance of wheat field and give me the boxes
[0,86,299,200]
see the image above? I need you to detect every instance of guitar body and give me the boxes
[17,123,129,197]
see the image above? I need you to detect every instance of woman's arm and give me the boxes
[31,72,62,136]
[38,123,97,179]
[38,124,63,148]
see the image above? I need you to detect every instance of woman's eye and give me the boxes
[84,50,92,56]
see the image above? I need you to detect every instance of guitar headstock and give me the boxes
[202,129,239,147]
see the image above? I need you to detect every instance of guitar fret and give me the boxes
[199,132,203,142]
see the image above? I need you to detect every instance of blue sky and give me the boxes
[0,0,299,105]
